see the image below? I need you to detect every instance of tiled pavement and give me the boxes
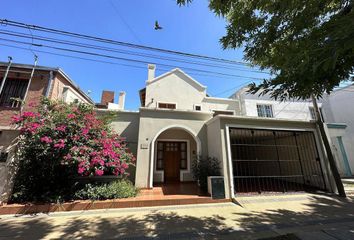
[0,183,229,215]
[1,193,354,239]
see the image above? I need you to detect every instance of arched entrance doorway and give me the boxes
[149,125,201,188]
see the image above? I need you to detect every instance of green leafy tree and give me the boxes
[177,0,354,99]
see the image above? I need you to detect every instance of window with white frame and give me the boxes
[309,106,324,121]
[256,104,273,118]
[309,107,316,120]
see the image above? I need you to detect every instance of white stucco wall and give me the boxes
[134,108,212,188]
[99,110,140,182]
[145,70,206,110]
[243,99,317,120]
[321,86,354,175]
[202,97,239,113]
[108,111,140,155]
[145,69,240,114]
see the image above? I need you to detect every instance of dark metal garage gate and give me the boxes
[229,128,327,194]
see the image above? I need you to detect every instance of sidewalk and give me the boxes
[0,193,353,239]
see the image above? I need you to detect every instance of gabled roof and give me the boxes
[0,61,94,104]
[146,68,207,91]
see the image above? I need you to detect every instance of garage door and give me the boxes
[229,128,327,194]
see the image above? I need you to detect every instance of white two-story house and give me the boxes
[103,64,339,199]
[231,86,353,178]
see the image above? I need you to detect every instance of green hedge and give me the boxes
[74,180,138,200]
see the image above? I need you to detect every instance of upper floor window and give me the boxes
[257,104,273,118]
[309,106,324,121]
[0,78,29,108]
[158,102,176,109]
[309,107,316,120]
[194,104,201,111]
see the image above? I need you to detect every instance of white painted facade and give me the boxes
[105,65,337,199]
[144,65,239,113]
[230,86,318,120]
[231,85,353,177]
[321,85,354,176]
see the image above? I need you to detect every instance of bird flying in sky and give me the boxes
[154,21,163,30]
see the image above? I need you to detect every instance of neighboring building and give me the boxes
[231,86,353,178]
[0,61,93,202]
[96,90,126,110]
[230,86,322,121]
[104,64,338,199]
[321,85,354,177]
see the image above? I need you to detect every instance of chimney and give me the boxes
[101,90,115,106]
[147,64,156,82]
[118,91,126,110]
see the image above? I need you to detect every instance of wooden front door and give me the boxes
[163,142,181,182]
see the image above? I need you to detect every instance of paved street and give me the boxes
[0,193,354,239]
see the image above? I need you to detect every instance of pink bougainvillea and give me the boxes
[40,136,53,144]
[55,125,67,132]
[12,99,135,177]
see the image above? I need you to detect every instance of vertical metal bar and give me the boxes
[254,131,262,194]
[21,55,38,112]
[294,132,306,190]
[305,132,319,189]
[303,132,320,189]
[0,56,13,97]
[273,131,285,192]
[300,132,313,188]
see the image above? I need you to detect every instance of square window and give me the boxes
[257,104,273,118]
[194,105,201,111]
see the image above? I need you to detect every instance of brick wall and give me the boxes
[49,72,91,104]
[101,90,115,105]
[0,68,50,127]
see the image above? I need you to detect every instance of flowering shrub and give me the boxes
[10,98,135,203]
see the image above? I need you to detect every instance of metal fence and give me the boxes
[229,128,326,194]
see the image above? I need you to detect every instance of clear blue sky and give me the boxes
[1,0,267,110]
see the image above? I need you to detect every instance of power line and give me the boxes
[0,42,259,81]
[0,19,255,67]
[109,0,143,44]
[213,81,252,97]
[0,29,268,74]
[0,37,264,81]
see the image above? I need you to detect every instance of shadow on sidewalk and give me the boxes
[233,194,354,232]
[0,194,353,239]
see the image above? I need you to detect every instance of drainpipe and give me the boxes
[21,55,38,112]
[0,56,13,96]
[45,70,54,97]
